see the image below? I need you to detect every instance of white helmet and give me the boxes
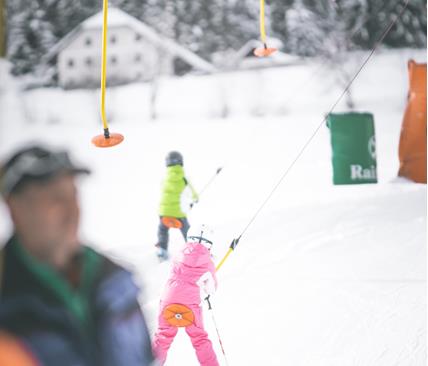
[187,224,214,249]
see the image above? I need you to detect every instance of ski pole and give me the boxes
[199,167,223,197]
[205,296,230,366]
[189,167,223,210]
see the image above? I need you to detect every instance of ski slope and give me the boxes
[0,49,426,365]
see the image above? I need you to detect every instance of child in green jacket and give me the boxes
[156,151,198,260]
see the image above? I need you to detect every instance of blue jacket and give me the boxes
[0,236,155,366]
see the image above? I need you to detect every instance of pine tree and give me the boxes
[227,0,259,49]
[7,0,100,75]
[8,0,58,75]
[270,0,295,51]
[112,0,146,21]
[6,0,426,76]
[285,0,426,56]
[353,0,427,49]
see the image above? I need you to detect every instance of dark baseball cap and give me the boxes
[0,145,90,197]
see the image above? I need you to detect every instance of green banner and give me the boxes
[328,112,377,185]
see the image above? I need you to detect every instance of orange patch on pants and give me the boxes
[163,304,195,327]
[161,217,183,229]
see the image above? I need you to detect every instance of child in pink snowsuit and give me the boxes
[153,228,219,366]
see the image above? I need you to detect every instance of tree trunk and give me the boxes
[0,0,6,58]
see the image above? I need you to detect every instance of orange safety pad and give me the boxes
[91,132,124,148]
[0,332,38,366]
[398,60,427,183]
[253,47,277,57]
[162,303,195,327]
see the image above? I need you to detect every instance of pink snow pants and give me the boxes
[153,305,219,366]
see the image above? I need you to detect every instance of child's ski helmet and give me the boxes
[187,224,214,249]
[165,151,183,167]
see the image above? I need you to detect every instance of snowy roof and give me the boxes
[43,7,216,73]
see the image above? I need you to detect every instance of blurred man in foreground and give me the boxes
[0,145,155,365]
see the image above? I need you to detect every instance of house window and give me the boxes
[85,57,93,66]
[110,35,117,44]
[85,37,92,46]
[67,59,74,68]
[110,55,118,65]
[135,54,142,62]
[135,33,142,41]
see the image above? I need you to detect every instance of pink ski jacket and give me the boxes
[161,242,217,306]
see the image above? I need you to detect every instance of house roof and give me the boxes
[43,7,216,73]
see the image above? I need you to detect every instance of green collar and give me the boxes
[11,237,101,327]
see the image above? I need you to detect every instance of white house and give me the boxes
[44,7,216,89]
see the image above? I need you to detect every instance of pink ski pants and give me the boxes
[153,305,219,366]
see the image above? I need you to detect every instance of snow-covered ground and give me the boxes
[0,49,426,365]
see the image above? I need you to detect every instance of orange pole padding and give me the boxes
[398,60,427,184]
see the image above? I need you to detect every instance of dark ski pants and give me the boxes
[157,216,190,250]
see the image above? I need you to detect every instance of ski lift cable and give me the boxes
[204,0,397,204]
[216,0,411,272]
[282,0,400,99]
